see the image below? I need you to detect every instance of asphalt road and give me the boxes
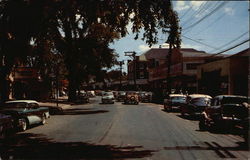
[1,97,249,160]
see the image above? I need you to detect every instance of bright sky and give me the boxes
[109,1,249,72]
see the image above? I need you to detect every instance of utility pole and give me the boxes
[125,51,137,90]
[118,61,124,90]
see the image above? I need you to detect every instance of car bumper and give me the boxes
[102,99,114,104]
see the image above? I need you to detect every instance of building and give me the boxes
[145,48,224,94]
[127,54,149,90]
[197,48,249,97]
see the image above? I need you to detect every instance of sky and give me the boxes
[109,1,249,72]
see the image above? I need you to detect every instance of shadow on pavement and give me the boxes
[177,115,200,121]
[0,133,155,159]
[164,141,248,159]
[60,109,109,115]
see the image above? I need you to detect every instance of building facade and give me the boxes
[197,48,249,97]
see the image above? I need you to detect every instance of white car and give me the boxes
[101,92,115,104]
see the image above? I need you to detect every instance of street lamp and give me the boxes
[124,51,137,90]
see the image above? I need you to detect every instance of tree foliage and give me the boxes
[0,0,181,102]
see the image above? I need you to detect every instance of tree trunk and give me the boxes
[0,66,11,103]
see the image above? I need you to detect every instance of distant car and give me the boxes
[116,91,126,102]
[138,92,152,103]
[199,95,249,132]
[0,113,14,139]
[0,100,50,131]
[124,91,139,105]
[101,92,115,104]
[164,94,186,112]
[87,91,96,97]
[75,90,89,103]
[180,94,212,117]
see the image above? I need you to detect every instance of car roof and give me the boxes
[5,100,39,104]
[214,95,248,99]
[187,94,212,99]
[169,94,186,97]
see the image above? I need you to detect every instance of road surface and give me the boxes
[0,97,249,159]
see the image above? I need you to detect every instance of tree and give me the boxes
[0,0,181,102]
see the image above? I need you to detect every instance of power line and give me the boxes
[183,1,228,33]
[210,38,250,56]
[182,35,219,50]
[209,31,249,53]
[181,1,212,27]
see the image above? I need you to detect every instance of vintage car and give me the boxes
[199,95,249,132]
[116,91,126,102]
[124,91,139,105]
[139,91,152,103]
[75,90,89,103]
[87,90,96,97]
[0,100,50,131]
[164,94,186,112]
[180,94,212,117]
[101,92,115,104]
[0,113,14,139]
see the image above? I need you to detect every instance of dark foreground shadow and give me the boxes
[164,141,249,159]
[177,115,200,121]
[0,133,155,160]
[60,109,109,115]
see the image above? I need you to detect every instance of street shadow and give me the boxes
[0,133,155,159]
[164,141,248,158]
[60,109,109,115]
[177,115,200,121]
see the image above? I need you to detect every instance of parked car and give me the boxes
[101,92,115,104]
[180,94,212,117]
[0,100,50,131]
[87,91,96,97]
[75,90,89,103]
[199,95,249,132]
[0,113,14,139]
[138,91,152,103]
[124,91,139,105]
[164,94,186,112]
[116,91,126,102]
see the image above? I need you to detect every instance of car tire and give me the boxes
[199,118,207,131]
[19,118,28,131]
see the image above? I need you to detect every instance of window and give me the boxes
[139,72,144,79]
[186,63,201,70]
[139,63,144,69]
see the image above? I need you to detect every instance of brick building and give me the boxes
[127,54,149,90]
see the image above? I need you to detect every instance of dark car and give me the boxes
[0,100,49,131]
[116,91,126,102]
[75,91,90,103]
[180,94,212,117]
[0,113,14,139]
[164,94,186,112]
[199,95,249,132]
[124,91,139,105]
[139,92,152,103]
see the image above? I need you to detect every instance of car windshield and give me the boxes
[190,98,211,106]
[221,97,248,105]
[171,96,186,101]
[4,102,27,108]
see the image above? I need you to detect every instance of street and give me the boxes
[0,97,249,160]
